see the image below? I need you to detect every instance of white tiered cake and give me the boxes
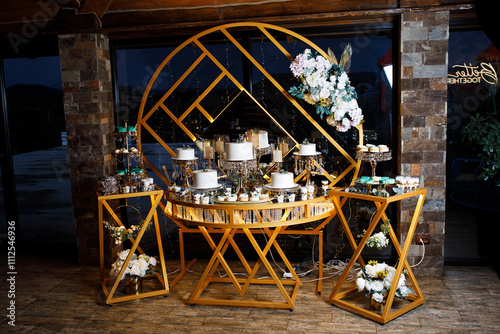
[225,142,254,161]
[298,143,318,155]
[175,147,196,160]
[270,172,296,188]
[192,169,218,188]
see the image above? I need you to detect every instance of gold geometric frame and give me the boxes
[136,22,363,188]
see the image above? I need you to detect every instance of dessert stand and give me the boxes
[328,187,427,324]
[222,158,258,196]
[133,23,371,307]
[294,151,324,187]
[172,157,198,188]
[356,150,392,177]
[96,187,169,304]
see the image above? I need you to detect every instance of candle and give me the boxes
[273,149,282,163]
[251,132,259,148]
[204,146,214,159]
[215,139,224,154]
[281,142,288,153]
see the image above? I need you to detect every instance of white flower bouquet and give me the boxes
[289,45,363,132]
[356,260,412,303]
[110,249,157,280]
[357,219,392,250]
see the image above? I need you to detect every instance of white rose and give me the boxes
[398,274,406,288]
[371,280,384,292]
[356,277,365,292]
[128,265,141,277]
[337,72,348,90]
[117,249,130,261]
[149,257,157,266]
[372,292,385,303]
[136,258,150,273]
[364,280,372,292]
[364,265,377,278]
[365,264,377,277]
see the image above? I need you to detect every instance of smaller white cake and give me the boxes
[225,142,254,161]
[270,172,296,188]
[298,143,317,155]
[192,169,218,188]
[176,148,196,160]
[258,130,269,148]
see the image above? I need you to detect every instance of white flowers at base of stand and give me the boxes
[110,249,157,280]
[356,261,412,303]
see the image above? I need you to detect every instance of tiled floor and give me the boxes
[1,249,499,334]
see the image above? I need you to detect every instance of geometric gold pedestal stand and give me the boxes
[164,194,335,310]
[96,188,169,304]
[328,188,427,324]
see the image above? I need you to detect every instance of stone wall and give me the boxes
[58,33,115,265]
[399,11,449,276]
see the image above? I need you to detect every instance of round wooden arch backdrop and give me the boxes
[136,22,363,189]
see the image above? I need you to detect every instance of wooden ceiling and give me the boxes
[0,0,476,41]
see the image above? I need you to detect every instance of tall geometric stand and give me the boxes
[96,188,169,304]
[328,188,427,324]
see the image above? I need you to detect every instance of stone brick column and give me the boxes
[399,11,449,276]
[58,33,115,265]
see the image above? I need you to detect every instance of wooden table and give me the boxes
[328,187,427,324]
[96,188,169,304]
[164,194,335,310]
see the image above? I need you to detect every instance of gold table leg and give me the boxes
[188,225,302,310]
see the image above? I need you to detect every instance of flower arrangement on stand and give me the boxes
[104,220,151,245]
[357,219,391,250]
[356,260,412,308]
[109,249,158,295]
[288,44,363,132]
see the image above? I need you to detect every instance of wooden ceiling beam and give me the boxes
[78,0,114,19]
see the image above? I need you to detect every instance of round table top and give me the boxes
[164,193,335,229]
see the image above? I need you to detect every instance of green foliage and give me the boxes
[462,109,500,186]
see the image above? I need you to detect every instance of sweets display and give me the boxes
[356,144,390,153]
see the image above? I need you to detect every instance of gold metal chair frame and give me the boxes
[328,188,427,324]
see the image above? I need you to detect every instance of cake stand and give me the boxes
[172,157,199,188]
[255,145,272,166]
[222,159,258,196]
[293,152,324,187]
[263,184,299,197]
[355,150,392,176]
[188,184,223,204]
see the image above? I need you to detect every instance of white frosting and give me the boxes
[258,130,269,148]
[176,148,195,160]
[298,143,317,155]
[192,169,218,188]
[225,142,254,161]
[270,172,295,188]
